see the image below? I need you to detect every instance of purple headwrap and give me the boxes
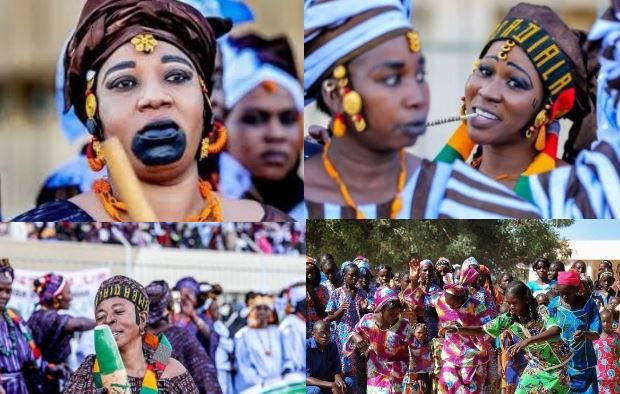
[33,273,67,306]
[174,276,200,298]
[146,280,172,325]
[374,287,400,312]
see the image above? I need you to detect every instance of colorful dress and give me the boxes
[548,297,602,394]
[403,337,432,394]
[306,283,329,337]
[526,280,556,297]
[326,287,368,375]
[432,293,495,394]
[343,314,419,394]
[483,312,572,394]
[593,332,620,393]
[409,284,441,338]
[0,309,42,394]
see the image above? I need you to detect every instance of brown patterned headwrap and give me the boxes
[64,0,232,127]
[95,275,149,316]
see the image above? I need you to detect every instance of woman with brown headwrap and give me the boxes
[146,280,221,394]
[436,2,599,199]
[12,0,291,222]
[26,273,96,394]
[64,275,198,393]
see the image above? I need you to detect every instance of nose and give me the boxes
[263,114,290,143]
[477,78,502,103]
[403,78,427,109]
[137,80,174,111]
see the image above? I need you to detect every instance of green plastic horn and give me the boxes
[94,325,131,394]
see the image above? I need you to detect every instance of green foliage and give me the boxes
[306,220,573,276]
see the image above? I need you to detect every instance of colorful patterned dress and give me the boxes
[548,297,602,394]
[306,283,329,337]
[0,308,42,394]
[432,293,495,394]
[326,287,368,376]
[483,312,572,394]
[403,337,432,394]
[409,284,441,338]
[344,313,419,394]
[593,332,620,393]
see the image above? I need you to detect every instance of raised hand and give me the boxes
[409,258,421,283]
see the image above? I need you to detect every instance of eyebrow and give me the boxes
[161,55,194,70]
[484,55,533,86]
[104,61,136,80]
[370,60,405,73]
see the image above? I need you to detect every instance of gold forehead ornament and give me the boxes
[130,34,158,54]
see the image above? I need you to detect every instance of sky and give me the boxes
[558,220,620,240]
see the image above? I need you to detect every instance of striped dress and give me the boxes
[305,139,620,219]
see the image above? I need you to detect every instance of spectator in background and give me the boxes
[146,280,221,394]
[27,273,96,394]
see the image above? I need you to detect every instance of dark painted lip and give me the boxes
[137,118,180,135]
[397,119,427,136]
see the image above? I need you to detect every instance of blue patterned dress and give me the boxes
[326,287,368,375]
[548,297,602,394]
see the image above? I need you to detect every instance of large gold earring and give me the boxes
[333,65,366,132]
[87,137,105,172]
[200,121,228,160]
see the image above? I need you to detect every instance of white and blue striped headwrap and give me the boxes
[589,1,620,140]
[304,0,413,104]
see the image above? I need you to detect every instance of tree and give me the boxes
[306,220,573,277]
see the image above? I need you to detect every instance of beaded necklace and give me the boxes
[255,327,273,357]
[92,178,223,222]
[321,140,406,219]
[0,310,17,356]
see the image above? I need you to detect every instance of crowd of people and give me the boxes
[0,222,305,255]
[306,254,620,394]
[0,258,305,394]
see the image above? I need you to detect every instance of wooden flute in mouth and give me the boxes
[426,113,477,127]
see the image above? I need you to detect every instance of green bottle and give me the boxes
[94,325,131,394]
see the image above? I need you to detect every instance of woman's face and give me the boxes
[601,276,614,290]
[254,304,271,325]
[345,34,430,151]
[534,262,549,281]
[96,41,204,184]
[505,292,526,317]
[464,41,544,146]
[548,263,562,281]
[436,266,450,280]
[226,84,301,180]
[344,267,360,287]
[180,287,198,307]
[377,268,391,285]
[500,274,513,290]
[306,264,318,284]
[59,283,73,310]
[557,284,578,306]
[95,297,145,349]
[381,305,401,327]
[420,263,433,283]
[574,261,586,274]
[0,278,12,312]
